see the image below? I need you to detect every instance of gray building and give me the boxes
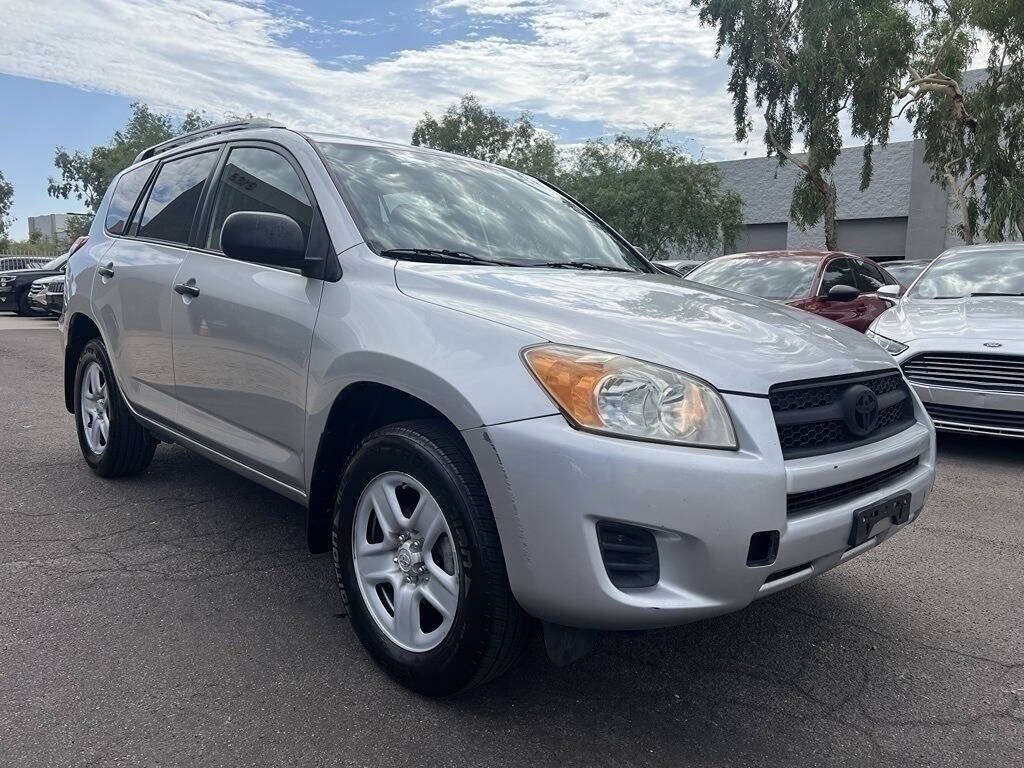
[27,213,70,240]
[709,138,985,263]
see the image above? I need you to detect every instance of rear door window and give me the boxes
[104,163,154,235]
[819,258,856,295]
[137,151,219,245]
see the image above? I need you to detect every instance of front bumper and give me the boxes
[45,294,64,315]
[464,393,935,630]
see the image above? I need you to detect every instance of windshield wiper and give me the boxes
[530,261,633,273]
[380,248,521,267]
[970,292,1024,297]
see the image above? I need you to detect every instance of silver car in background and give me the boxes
[60,121,936,694]
[868,243,1024,438]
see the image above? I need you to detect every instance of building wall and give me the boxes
[27,213,69,239]
[696,135,1020,263]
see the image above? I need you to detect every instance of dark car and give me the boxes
[659,258,707,276]
[685,250,901,333]
[0,236,86,315]
[884,259,933,288]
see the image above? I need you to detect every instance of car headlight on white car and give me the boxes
[522,344,738,449]
[865,329,909,356]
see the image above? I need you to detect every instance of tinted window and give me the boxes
[206,147,312,254]
[138,151,218,245]
[853,259,888,292]
[315,143,648,272]
[820,258,856,294]
[105,164,153,235]
[911,248,1024,299]
[685,257,818,300]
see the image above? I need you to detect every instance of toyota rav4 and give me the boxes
[60,120,936,694]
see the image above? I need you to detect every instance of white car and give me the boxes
[868,243,1024,438]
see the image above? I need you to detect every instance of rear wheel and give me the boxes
[333,420,531,695]
[16,289,37,316]
[74,339,157,477]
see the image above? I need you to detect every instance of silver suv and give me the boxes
[61,120,936,694]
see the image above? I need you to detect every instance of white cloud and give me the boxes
[0,0,743,156]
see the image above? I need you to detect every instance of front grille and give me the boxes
[596,521,659,589]
[903,353,1024,394]
[770,370,916,459]
[47,281,64,294]
[786,457,920,516]
[925,403,1024,434]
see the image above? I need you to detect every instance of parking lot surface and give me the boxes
[1,315,1022,767]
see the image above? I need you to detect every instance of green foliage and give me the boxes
[0,170,13,250]
[411,95,559,179]
[560,128,744,259]
[48,103,212,212]
[694,0,916,247]
[65,213,94,242]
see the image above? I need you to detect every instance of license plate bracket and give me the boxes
[849,491,912,548]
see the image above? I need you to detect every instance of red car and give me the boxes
[684,250,901,332]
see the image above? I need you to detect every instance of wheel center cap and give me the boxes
[395,542,422,574]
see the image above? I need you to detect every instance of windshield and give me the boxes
[886,263,927,285]
[686,257,818,300]
[316,143,649,271]
[911,249,1024,298]
[41,253,69,271]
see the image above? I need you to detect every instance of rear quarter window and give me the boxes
[104,163,154,235]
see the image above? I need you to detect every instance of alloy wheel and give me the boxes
[351,472,461,652]
[79,361,110,455]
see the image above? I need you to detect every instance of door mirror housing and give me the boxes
[221,211,307,272]
[825,283,860,301]
[876,283,903,301]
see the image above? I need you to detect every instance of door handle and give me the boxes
[173,281,200,298]
[97,263,115,278]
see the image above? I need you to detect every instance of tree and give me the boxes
[561,128,744,259]
[411,95,559,178]
[65,213,94,242]
[0,170,13,250]
[694,0,916,250]
[48,103,211,212]
[893,0,1023,243]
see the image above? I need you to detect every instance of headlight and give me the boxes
[865,329,908,356]
[522,344,738,449]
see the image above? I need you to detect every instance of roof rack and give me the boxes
[133,119,287,164]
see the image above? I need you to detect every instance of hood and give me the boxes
[0,267,61,280]
[872,296,1024,343]
[395,264,898,395]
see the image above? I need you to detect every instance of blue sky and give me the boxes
[0,0,913,239]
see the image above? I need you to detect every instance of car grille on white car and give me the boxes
[902,353,1024,394]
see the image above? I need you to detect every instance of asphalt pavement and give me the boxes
[1,315,1022,767]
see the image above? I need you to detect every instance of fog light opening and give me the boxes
[747,531,780,567]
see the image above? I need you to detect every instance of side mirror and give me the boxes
[825,283,860,301]
[876,284,903,301]
[221,211,306,271]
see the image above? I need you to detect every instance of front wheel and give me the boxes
[333,420,531,695]
[74,339,157,477]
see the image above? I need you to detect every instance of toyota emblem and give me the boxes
[983,342,1003,348]
[842,384,880,437]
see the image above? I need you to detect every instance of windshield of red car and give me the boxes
[686,257,818,301]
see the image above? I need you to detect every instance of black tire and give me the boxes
[73,339,157,477]
[333,420,531,695]
[16,289,37,316]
